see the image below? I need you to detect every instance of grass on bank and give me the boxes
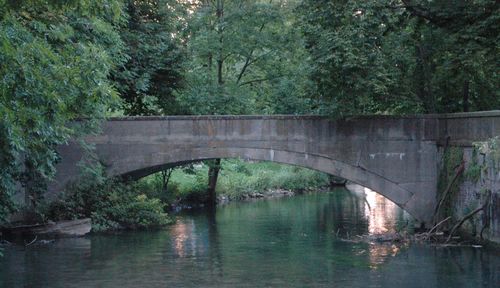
[140,159,330,203]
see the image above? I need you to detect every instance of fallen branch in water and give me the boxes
[445,190,491,243]
[0,239,12,245]
[424,216,451,241]
[446,206,484,243]
[25,235,37,247]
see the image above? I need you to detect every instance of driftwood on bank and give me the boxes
[2,218,91,238]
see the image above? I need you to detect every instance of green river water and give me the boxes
[1,188,499,287]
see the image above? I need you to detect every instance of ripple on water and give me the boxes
[1,188,498,287]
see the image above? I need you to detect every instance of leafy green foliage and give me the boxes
[217,160,329,198]
[47,178,171,232]
[0,0,126,222]
[465,148,482,182]
[472,136,500,177]
[477,136,500,167]
[465,164,482,183]
[177,0,313,115]
[140,160,329,203]
[113,0,187,115]
[299,0,499,115]
[299,0,419,115]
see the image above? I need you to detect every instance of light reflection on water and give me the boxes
[172,219,194,258]
[1,188,498,288]
[365,187,399,234]
[342,184,408,269]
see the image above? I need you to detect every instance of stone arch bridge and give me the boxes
[49,111,500,225]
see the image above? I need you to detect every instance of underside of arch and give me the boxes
[104,147,428,223]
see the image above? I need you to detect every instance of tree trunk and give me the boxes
[328,175,346,187]
[216,0,224,85]
[23,159,46,222]
[463,79,469,112]
[206,0,224,206]
[415,43,435,113]
[207,158,221,206]
[161,168,173,194]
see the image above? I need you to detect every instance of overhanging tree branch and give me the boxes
[238,74,287,86]
[400,0,498,29]
[236,22,267,84]
[401,0,453,26]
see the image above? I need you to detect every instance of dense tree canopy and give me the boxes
[112,0,188,115]
[177,0,313,115]
[0,0,498,221]
[0,0,126,220]
[299,0,499,115]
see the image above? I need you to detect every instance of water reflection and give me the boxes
[345,184,410,269]
[1,188,498,288]
[368,244,402,269]
[362,187,406,234]
[171,219,195,257]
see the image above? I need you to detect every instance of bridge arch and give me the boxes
[109,147,419,221]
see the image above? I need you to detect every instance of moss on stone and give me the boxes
[437,146,464,218]
[465,147,482,182]
[476,136,500,171]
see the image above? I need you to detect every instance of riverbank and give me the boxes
[15,160,331,233]
[140,159,331,209]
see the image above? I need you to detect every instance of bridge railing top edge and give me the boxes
[106,115,328,121]
[103,110,500,121]
[105,115,428,121]
[433,110,500,119]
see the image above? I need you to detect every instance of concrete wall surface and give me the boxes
[48,111,500,226]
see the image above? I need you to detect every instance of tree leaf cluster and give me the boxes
[0,0,126,221]
[112,0,188,115]
[298,0,499,115]
[176,0,314,115]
